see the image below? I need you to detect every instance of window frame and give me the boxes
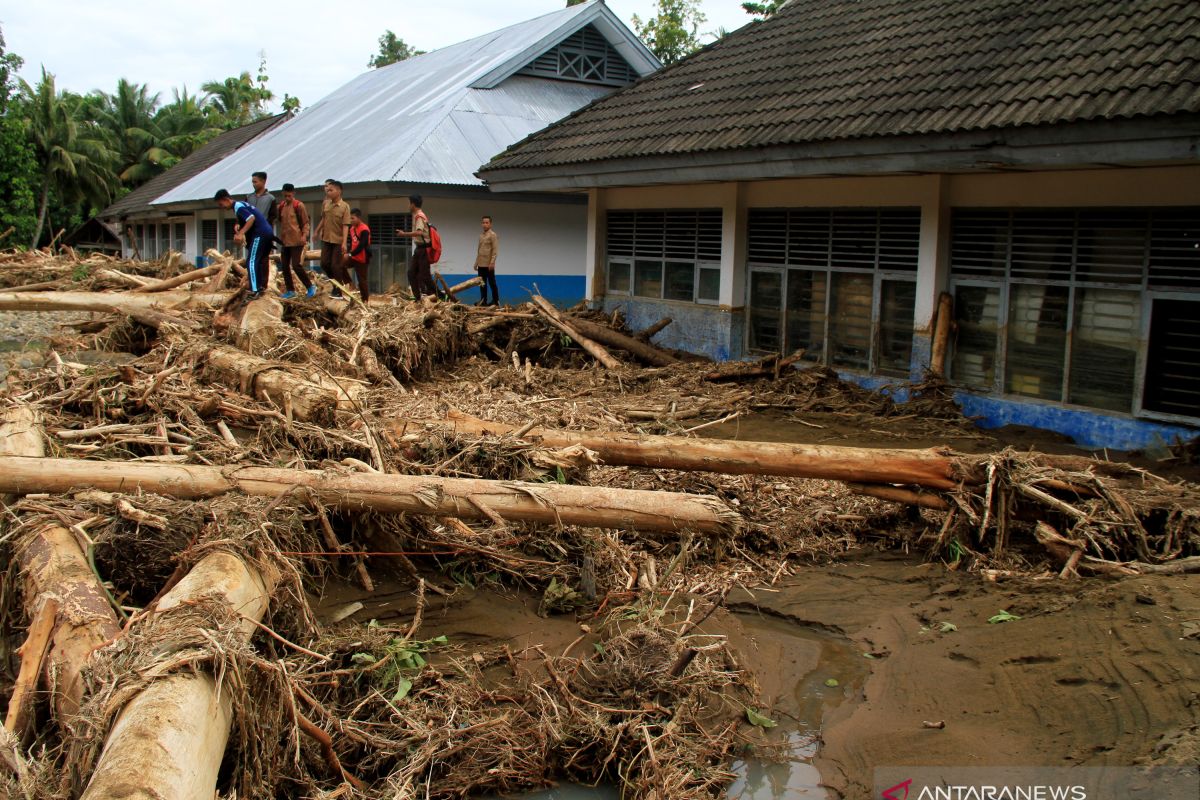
[744,207,921,377]
[947,207,1200,423]
[603,209,723,305]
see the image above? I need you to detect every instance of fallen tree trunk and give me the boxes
[414,410,973,490]
[531,295,620,369]
[0,456,740,535]
[0,290,229,314]
[562,314,678,367]
[703,350,805,382]
[80,551,275,800]
[236,295,285,354]
[0,408,121,732]
[133,264,221,293]
[204,343,341,423]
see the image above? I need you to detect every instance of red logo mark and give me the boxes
[882,779,912,800]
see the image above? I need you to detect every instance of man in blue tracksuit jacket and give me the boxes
[214,188,274,298]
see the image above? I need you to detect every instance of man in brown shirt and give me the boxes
[277,183,315,298]
[318,179,352,299]
[474,215,499,306]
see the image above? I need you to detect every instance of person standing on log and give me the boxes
[246,171,277,226]
[343,208,372,303]
[396,194,436,301]
[215,189,274,300]
[317,179,352,300]
[276,183,315,299]
[474,215,499,306]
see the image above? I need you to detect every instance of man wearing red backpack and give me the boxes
[397,194,438,301]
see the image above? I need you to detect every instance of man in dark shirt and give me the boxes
[215,188,274,299]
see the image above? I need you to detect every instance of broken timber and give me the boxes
[0,456,740,535]
[0,290,229,314]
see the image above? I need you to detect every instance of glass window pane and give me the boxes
[878,279,916,376]
[1005,283,1069,400]
[785,269,826,362]
[664,261,694,301]
[1069,288,1140,412]
[697,267,720,302]
[748,271,783,352]
[951,285,1001,390]
[828,272,872,371]
[608,261,630,293]
[634,260,662,298]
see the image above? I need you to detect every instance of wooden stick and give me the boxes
[133,265,220,293]
[562,314,678,366]
[635,317,673,341]
[930,292,953,376]
[847,482,950,510]
[3,598,58,738]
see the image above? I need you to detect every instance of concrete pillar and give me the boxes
[911,175,951,377]
[720,182,747,309]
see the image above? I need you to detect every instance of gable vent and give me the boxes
[519,24,637,86]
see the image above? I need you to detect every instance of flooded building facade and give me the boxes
[479,0,1200,449]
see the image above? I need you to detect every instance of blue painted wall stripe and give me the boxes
[439,273,586,308]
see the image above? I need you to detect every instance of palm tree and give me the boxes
[97,78,167,185]
[20,69,117,247]
[156,87,220,165]
[201,72,269,129]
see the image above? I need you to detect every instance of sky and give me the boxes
[3,0,753,112]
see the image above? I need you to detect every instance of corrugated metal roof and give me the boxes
[100,114,286,218]
[152,0,655,205]
[479,0,1200,176]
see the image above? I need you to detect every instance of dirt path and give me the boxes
[731,554,1200,799]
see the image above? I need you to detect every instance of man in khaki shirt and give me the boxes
[318,179,352,299]
[474,215,499,306]
[276,182,314,299]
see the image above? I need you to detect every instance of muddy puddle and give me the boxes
[315,579,868,799]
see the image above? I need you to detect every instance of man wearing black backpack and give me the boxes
[397,194,437,301]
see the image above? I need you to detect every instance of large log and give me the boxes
[413,411,972,490]
[0,408,121,731]
[562,314,678,366]
[236,295,285,355]
[80,551,275,800]
[0,290,229,314]
[0,456,740,535]
[204,343,341,423]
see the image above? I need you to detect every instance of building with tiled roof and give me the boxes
[479,0,1200,449]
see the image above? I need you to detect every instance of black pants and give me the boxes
[407,247,436,300]
[246,235,273,293]
[280,245,312,292]
[477,266,499,305]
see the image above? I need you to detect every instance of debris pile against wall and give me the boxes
[0,248,1197,798]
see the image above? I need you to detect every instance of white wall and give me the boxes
[350,194,587,277]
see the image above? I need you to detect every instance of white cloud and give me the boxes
[4,0,753,110]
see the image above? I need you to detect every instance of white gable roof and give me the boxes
[153,1,656,205]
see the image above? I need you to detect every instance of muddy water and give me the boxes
[316,581,867,800]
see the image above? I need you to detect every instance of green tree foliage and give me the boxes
[156,87,221,163]
[632,0,707,65]
[201,70,272,129]
[368,31,424,68]
[742,0,788,19]
[566,0,588,5]
[19,69,117,247]
[0,27,38,244]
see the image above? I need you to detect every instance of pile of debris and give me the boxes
[0,248,1197,799]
